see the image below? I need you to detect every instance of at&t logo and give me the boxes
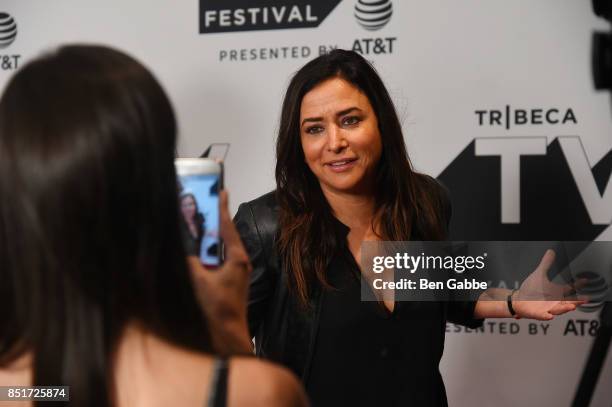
[351,1,396,56]
[0,12,20,71]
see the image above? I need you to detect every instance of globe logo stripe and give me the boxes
[354,10,392,23]
[0,12,16,49]
[354,0,392,31]
[359,0,389,6]
[0,23,16,34]
[355,3,392,14]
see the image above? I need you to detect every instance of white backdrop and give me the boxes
[1,1,611,405]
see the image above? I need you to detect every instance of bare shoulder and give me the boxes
[228,357,308,407]
[0,352,32,386]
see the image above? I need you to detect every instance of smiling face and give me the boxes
[300,77,382,197]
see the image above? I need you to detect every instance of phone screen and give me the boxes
[177,172,220,267]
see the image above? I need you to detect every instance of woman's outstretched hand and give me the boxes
[188,190,254,355]
[512,249,586,320]
[474,249,587,320]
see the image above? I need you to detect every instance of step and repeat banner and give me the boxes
[1,0,611,405]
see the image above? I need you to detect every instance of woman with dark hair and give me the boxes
[180,192,206,255]
[0,45,307,407]
[234,49,581,406]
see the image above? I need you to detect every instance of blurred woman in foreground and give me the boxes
[0,45,307,407]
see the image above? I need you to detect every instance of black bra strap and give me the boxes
[207,358,229,407]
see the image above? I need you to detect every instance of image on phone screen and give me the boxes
[177,173,220,267]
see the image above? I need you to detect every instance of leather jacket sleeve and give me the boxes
[233,192,279,338]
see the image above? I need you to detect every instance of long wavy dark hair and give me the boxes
[0,45,211,406]
[276,49,447,307]
[180,192,206,254]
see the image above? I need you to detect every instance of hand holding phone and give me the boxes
[175,158,222,267]
[187,190,253,355]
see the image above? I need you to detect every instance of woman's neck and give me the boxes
[321,187,376,230]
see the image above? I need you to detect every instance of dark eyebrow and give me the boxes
[301,107,362,127]
[336,107,361,117]
[301,116,323,127]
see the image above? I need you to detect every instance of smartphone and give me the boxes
[175,158,222,267]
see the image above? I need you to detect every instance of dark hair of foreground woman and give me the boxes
[0,45,307,407]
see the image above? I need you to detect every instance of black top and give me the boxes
[233,184,483,407]
[207,358,228,407]
[307,220,451,407]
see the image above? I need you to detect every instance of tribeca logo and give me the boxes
[0,12,20,71]
[199,0,341,34]
[475,106,577,130]
[354,0,393,31]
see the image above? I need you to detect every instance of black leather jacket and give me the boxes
[234,191,303,370]
[234,182,483,383]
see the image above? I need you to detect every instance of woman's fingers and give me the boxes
[542,312,554,321]
[536,249,556,274]
[188,191,251,284]
[564,299,588,305]
[549,302,577,315]
[560,277,591,297]
[549,299,589,315]
[514,299,583,320]
[188,255,205,275]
